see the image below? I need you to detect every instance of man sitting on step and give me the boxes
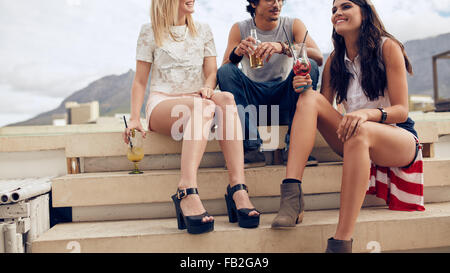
[217,0,323,168]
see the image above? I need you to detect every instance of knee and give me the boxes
[217,63,240,83]
[344,122,371,148]
[213,92,236,107]
[296,90,319,110]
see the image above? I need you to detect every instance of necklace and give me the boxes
[170,25,188,42]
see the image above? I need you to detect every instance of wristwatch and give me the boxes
[377,107,387,123]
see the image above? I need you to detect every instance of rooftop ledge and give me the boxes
[1,119,450,156]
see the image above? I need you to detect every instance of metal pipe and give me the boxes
[4,222,18,253]
[10,182,52,203]
[1,193,11,204]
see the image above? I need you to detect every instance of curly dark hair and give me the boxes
[246,0,259,18]
[246,0,286,18]
[330,0,413,104]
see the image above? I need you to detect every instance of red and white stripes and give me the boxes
[367,146,425,212]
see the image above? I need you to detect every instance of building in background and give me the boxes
[65,101,99,125]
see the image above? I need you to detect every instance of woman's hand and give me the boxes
[293,74,313,94]
[336,110,369,142]
[123,118,147,144]
[198,87,215,99]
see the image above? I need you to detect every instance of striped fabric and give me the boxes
[367,142,425,212]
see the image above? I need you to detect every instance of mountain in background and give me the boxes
[8,69,147,127]
[8,32,450,127]
[404,33,450,96]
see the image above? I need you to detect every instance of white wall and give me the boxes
[0,150,67,179]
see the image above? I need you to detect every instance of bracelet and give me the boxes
[203,86,215,91]
[378,107,387,123]
[229,47,244,64]
[278,42,289,55]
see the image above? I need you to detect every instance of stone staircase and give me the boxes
[23,120,450,253]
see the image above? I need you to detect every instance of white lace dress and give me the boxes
[135,22,217,130]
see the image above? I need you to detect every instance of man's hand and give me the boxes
[255,42,283,62]
[235,36,257,57]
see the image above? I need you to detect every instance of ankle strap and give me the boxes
[228,184,248,196]
[176,188,199,200]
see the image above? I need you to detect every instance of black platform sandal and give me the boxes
[224,184,260,229]
[171,188,214,235]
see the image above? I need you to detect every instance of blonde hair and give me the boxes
[150,0,197,47]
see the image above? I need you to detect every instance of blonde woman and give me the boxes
[124,0,260,235]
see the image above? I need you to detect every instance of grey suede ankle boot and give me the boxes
[271,181,304,229]
[325,237,353,253]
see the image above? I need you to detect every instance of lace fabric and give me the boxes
[136,22,217,94]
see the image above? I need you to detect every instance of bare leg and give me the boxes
[334,122,416,240]
[273,90,343,228]
[285,90,417,241]
[150,95,215,223]
[211,92,259,216]
[286,90,343,180]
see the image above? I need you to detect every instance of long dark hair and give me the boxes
[330,0,413,104]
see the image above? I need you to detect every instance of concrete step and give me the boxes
[81,148,342,173]
[69,186,450,222]
[2,121,446,176]
[62,121,444,158]
[64,121,448,172]
[31,202,450,253]
[52,158,450,208]
[63,126,291,158]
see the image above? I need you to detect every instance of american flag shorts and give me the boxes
[367,137,425,212]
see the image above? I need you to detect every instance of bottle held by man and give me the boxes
[249,28,264,69]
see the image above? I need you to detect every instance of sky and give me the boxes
[0,0,449,128]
